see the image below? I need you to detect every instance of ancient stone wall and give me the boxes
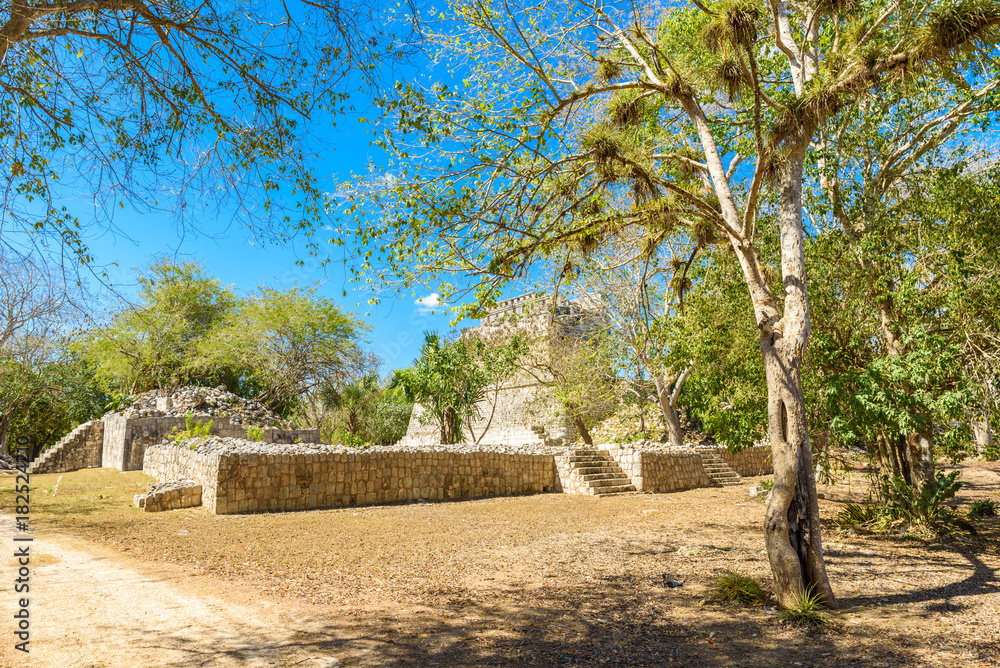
[212,448,555,514]
[603,444,710,493]
[143,442,555,514]
[712,445,772,477]
[102,415,189,471]
[102,415,320,472]
[28,420,105,474]
[143,444,224,510]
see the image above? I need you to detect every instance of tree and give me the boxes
[354,1,1000,607]
[80,261,373,411]
[392,332,481,444]
[522,327,618,446]
[573,237,698,447]
[80,259,237,394]
[201,285,375,412]
[318,375,414,445]
[0,252,105,453]
[322,373,381,440]
[0,0,407,264]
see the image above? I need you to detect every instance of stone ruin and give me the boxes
[28,385,319,476]
[25,317,775,516]
[121,385,291,427]
[400,292,613,447]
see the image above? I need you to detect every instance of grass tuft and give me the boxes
[779,587,829,628]
[709,569,769,605]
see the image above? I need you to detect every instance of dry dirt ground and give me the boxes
[1,460,998,668]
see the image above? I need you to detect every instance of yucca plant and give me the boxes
[709,569,769,606]
[780,587,829,628]
[835,501,882,529]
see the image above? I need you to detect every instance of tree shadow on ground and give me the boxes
[118,577,938,668]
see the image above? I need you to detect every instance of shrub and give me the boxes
[245,425,265,441]
[709,569,769,605]
[880,471,975,535]
[779,587,829,627]
[169,412,213,449]
[968,499,998,520]
[835,501,882,529]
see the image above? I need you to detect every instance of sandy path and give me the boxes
[0,517,345,668]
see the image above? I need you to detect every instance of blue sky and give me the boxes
[78,97,468,375]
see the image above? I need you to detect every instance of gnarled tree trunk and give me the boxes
[734,152,837,610]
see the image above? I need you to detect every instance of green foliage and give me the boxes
[321,375,413,446]
[80,260,238,395]
[709,570,769,606]
[779,588,830,627]
[202,285,373,412]
[666,245,769,450]
[245,425,265,442]
[169,413,214,449]
[879,471,973,534]
[839,472,976,536]
[392,331,525,445]
[968,499,998,519]
[1,3,390,266]
[80,260,373,412]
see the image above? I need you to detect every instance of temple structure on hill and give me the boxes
[399,293,609,447]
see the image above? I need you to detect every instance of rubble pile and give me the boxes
[118,385,290,428]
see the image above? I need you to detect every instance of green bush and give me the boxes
[880,471,975,535]
[838,472,976,536]
[169,413,213,449]
[835,501,882,530]
[245,425,265,441]
[709,569,769,606]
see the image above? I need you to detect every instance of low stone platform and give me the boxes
[140,438,773,515]
[134,478,203,512]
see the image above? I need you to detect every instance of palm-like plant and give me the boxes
[321,374,381,439]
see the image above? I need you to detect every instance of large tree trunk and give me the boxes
[653,376,684,448]
[737,154,837,610]
[0,413,10,454]
[566,402,593,446]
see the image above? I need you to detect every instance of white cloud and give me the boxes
[415,292,448,315]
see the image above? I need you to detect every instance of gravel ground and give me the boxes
[2,459,998,667]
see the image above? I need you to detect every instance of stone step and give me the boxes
[579,472,624,482]
[591,484,637,496]
[588,477,633,488]
[573,466,622,475]
[568,455,607,463]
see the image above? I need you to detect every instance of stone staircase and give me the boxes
[559,448,636,496]
[28,420,102,474]
[696,449,742,486]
